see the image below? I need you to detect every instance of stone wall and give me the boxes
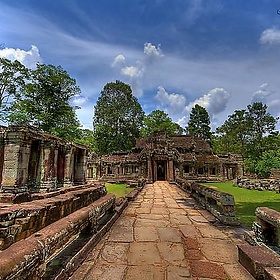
[175,177,239,225]
[0,183,116,279]
[233,177,280,192]
[0,126,88,200]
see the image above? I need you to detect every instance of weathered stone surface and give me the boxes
[100,242,129,263]
[190,260,228,279]
[134,226,159,241]
[166,265,191,280]
[108,226,134,242]
[128,242,161,265]
[84,264,126,280]
[238,244,280,279]
[125,265,165,280]
[158,227,182,243]
[157,242,186,265]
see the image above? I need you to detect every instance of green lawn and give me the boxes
[105,183,134,198]
[202,182,280,228]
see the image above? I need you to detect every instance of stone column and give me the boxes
[73,148,87,185]
[168,159,174,182]
[63,146,74,187]
[147,156,153,183]
[39,141,57,191]
[1,130,30,192]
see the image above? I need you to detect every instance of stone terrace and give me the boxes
[70,181,254,280]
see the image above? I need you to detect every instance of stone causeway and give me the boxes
[70,181,254,280]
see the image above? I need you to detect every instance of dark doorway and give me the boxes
[157,161,166,180]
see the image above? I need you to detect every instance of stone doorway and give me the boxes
[156,161,166,181]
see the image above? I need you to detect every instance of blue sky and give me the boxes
[1,0,280,129]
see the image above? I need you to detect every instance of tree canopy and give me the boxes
[93,80,144,155]
[140,110,183,137]
[185,104,212,143]
[215,102,279,177]
[1,60,81,141]
[0,58,28,122]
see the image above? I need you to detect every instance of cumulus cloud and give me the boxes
[260,28,280,44]
[0,45,42,68]
[144,43,163,62]
[112,54,126,67]
[185,87,230,117]
[112,42,164,97]
[71,95,88,106]
[251,83,270,103]
[251,83,280,119]
[155,86,186,113]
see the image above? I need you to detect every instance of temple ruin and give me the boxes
[88,131,244,183]
[0,126,88,201]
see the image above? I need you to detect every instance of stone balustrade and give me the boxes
[175,178,239,225]
[233,177,280,193]
[0,183,107,250]
[0,193,115,280]
[253,207,280,247]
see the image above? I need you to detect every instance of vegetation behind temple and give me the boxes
[1,58,279,178]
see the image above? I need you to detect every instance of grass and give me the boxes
[105,183,134,198]
[202,181,280,228]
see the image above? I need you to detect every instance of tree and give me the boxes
[0,58,28,122]
[75,128,96,152]
[255,149,280,178]
[185,104,212,143]
[140,110,183,137]
[8,63,81,141]
[215,109,248,155]
[215,102,279,176]
[93,81,144,154]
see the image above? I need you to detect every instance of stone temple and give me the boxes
[0,127,243,198]
[88,131,243,183]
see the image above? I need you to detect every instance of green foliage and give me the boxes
[7,63,81,141]
[255,150,280,178]
[203,181,280,228]
[185,104,212,143]
[0,58,28,122]
[140,110,183,137]
[75,128,96,151]
[215,102,279,177]
[93,81,145,155]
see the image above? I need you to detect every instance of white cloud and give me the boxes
[144,43,163,62]
[251,83,270,103]
[112,54,126,67]
[72,95,88,106]
[260,28,280,44]
[112,42,164,97]
[0,45,42,68]
[155,86,186,113]
[185,87,230,117]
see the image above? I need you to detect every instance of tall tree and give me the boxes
[0,58,28,122]
[93,81,144,154]
[140,110,183,137]
[8,63,81,140]
[215,109,248,155]
[186,104,212,143]
[215,102,279,176]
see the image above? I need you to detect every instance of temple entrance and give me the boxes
[156,161,166,181]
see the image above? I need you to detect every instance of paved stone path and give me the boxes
[70,181,255,280]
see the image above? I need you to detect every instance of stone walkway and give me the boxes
[70,181,255,280]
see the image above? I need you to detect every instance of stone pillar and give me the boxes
[1,130,31,192]
[63,146,74,187]
[147,156,153,182]
[73,148,87,185]
[168,159,174,182]
[39,141,57,191]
